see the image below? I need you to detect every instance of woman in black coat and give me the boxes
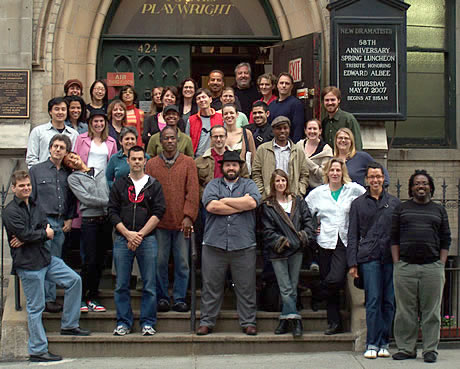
[261,169,314,337]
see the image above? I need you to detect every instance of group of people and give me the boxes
[3,67,450,364]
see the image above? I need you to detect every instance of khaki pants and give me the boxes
[393,260,445,355]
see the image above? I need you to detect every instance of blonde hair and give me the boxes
[323,158,351,185]
[333,128,356,159]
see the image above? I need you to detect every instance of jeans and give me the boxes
[156,229,189,303]
[271,251,303,319]
[80,217,109,300]
[361,261,395,350]
[113,234,158,329]
[16,256,81,355]
[44,216,65,302]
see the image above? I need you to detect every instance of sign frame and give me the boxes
[0,69,30,119]
[330,17,407,121]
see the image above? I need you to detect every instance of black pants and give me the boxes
[80,216,110,300]
[313,239,348,325]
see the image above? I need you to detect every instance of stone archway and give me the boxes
[47,0,328,104]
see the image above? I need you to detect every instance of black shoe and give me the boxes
[274,319,291,335]
[292,319,303,338]
[30,351,62,362]
[392,351,417,360]
[157,299,170,312]
[60,326,91,336]
[172,301,189,312]
[45,301,63,313]
[324,323,343,335]
[423,351,437,363]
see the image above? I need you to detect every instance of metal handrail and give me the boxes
[189,233,197,332]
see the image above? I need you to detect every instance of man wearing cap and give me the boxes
[64,79,83,97]
[252,115,309,199]
[26,97,79,168]
[197,151,261,336]
[146,105,193,157]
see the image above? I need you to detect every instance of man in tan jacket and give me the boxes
[252,116,309,198]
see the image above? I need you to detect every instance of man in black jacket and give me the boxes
[108,145,166,337]
[2,170,89,363]
[247,101,273,148]
[347,162,400,360]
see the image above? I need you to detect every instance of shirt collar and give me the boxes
[273,140,291,150]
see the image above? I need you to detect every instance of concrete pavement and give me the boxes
[1,349,460,368]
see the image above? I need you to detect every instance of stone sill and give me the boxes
[388,149,460,161]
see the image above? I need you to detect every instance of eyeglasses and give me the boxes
[337,137,350,141]
[211,135,226,139]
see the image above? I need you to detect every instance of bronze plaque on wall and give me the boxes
[0,70,30,119]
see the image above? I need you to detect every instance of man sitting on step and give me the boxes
[2,170,90,363]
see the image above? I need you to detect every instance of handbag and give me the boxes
[242,127,252,175]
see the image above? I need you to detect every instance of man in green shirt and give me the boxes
[321,86,363,151]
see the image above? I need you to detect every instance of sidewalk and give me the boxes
[1,350,460,368]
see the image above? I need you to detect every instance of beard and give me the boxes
[223,168,240,181]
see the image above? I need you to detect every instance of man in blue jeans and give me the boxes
[2,170,89,362]
[347,162,400,359]
[108,145,166,336]
[29,134,76,313]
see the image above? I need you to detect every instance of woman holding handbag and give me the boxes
[261,169,314,337]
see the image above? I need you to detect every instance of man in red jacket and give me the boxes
[186,88,223,157]
[145,126,199,312]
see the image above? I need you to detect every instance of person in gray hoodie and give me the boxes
[63,151,110,313]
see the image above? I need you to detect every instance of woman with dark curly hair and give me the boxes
[118,85,144,146]
[178,78,198,121]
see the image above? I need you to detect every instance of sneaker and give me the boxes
[423,351,437,363]
[142,325,157,336]
[113,325,131,336]
[87,300,106,312]
[172,301,189,312]
[310,262,319,272]
[80,301,89,313]
[157,299,170,312]
[364,349,377,359]
[378,348,391,358]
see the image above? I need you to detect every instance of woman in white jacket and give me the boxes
[306,158,365,335]
[296,119,333,192]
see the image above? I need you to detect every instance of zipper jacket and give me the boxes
[108,175,166,234]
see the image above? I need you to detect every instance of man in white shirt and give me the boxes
[26,97,79,168]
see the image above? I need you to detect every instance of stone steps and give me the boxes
[44,309,350,333]
[47,331,356,357]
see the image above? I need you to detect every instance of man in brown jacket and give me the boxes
[145,126,199,312]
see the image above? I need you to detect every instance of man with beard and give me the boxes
[391,170,450,363]
[321,86,362,150]
[186,88,223,157]
[145,126,199,313]
[268,73,304,143]
[233,62,261,117]
[252,116,309,199]
[196,151,261,336]
[247,101,273,148]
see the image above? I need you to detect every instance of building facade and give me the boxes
[0,0,458,249]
